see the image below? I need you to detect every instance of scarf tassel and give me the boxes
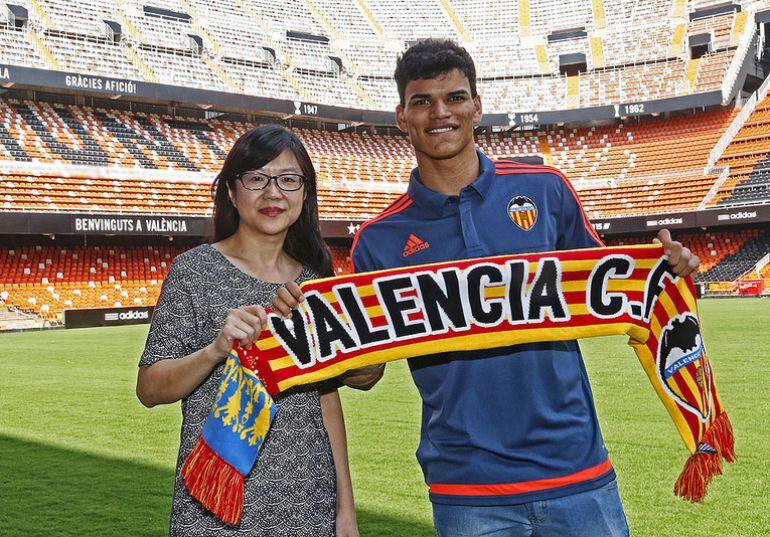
[674,413,736,502]
[181,437,244,525]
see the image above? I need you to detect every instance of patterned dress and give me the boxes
[139,244,336,537]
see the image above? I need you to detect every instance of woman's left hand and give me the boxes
[336,506,359,537]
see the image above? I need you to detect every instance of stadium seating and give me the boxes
[0,0,751,112]
[712,93,770,205]
[0,174,216,214]
[0,98,739,218]
[607,228,764,278]
[697,227,770,281]
[0,27,48,70]
[4,226,766,323]
[0,244,186,322]
[0,241,351,322]
[328,244,353,274]
[0,172,400,220]
[35,0,116,36]
[41,32,142,80]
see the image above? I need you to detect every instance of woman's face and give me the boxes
[229,149,307,238]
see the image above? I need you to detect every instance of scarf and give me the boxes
[181,244,734,524]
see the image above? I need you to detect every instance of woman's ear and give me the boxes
[227,185,237,209]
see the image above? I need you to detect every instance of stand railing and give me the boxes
[721,10,757,103]
[698,166,730,208]
[706,68,770,172]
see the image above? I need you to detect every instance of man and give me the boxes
[275,39,699,536]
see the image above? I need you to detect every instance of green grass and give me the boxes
[0,298,767,536]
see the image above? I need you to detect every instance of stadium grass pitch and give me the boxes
[0,298,767,536]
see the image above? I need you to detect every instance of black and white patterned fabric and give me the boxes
[140,244,336,537]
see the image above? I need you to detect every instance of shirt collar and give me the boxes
[406,150,496,215]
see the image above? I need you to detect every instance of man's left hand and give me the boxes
[653,228,700,277]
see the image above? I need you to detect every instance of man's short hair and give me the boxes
[394,39,477,107]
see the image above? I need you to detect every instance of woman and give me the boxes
[136,125,359,537]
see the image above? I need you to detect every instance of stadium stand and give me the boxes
[0,27,49,70]
[1,0,770,331]
[3,225,767,325]
[712,91,770,205]
[0,174,215,214]
[0,243,185,322]
[608,228,765,277]
[548,109,735,215]
[328,243,353,275]
[698,227,770,281]
[0,99,738,219]
[0,0,753,112]
[41,32,142,80]
[0,240,351,323]
[606,226,770,294]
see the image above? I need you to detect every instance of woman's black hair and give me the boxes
[210,124,333,277]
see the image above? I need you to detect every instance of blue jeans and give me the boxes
[432,480,629,537]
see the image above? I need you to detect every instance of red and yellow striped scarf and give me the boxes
[183,244,735,524]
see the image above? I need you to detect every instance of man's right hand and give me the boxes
[340,364,385,391]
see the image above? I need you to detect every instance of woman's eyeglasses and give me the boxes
[236,171,307,191]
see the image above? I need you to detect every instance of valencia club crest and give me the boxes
[507,196,538,231]
[657,312,713,422]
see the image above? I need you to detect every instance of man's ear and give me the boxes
[395,104,408,133]
[472,94,483,125]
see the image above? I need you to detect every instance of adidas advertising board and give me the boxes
[64,306,154,329]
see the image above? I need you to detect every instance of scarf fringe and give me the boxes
[706,411,736,463]
[674,412,736,502]
[181,438,244,525]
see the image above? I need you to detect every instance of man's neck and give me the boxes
[415,143,480,196]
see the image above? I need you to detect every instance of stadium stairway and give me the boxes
[0,305,44,330]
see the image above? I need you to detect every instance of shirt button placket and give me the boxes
[459,189,484,257]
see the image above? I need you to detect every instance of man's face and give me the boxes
[396,68,482,161]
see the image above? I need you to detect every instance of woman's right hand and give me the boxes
[138,305,267,408]
[208,305,268,362]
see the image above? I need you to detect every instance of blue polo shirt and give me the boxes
[351,150,614,506]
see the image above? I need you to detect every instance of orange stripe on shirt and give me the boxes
[429,459,613,496]
[350,194,413,271]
